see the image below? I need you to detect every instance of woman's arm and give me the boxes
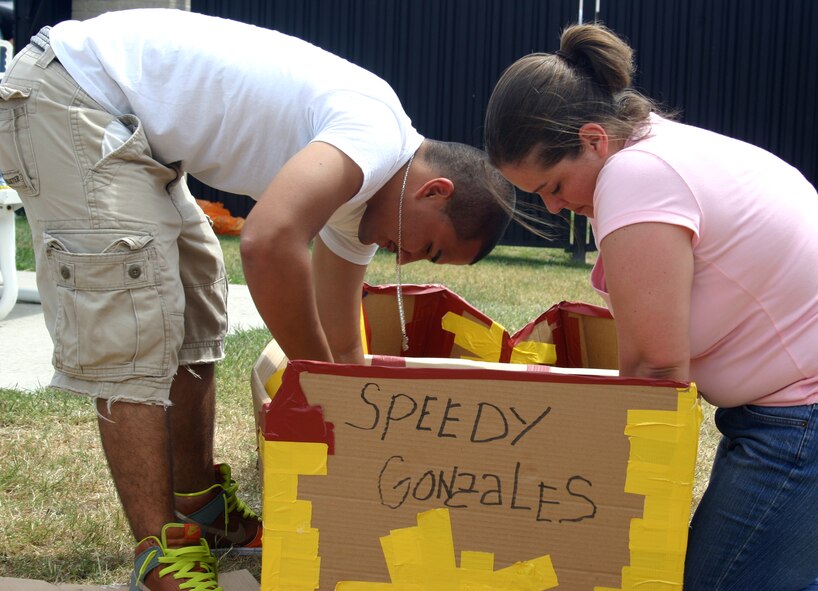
[600,222,694,381]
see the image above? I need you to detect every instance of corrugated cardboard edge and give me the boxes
[0,569,259,591]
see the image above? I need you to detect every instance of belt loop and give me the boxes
[30,25,51,51]
[30,25,55,69]
[35,45,57,69]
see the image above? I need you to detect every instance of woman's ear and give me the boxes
[578,123,611,157]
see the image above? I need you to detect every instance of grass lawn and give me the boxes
[2,215,717,584]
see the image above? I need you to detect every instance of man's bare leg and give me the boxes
[97,399,175,540]
[166,362,263,552]
[168,363,217,493]
[96,363,216,540]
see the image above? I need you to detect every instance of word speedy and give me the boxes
[344,382,552,445]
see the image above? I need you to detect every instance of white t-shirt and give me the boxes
[590,114,818,408]
[49,8,424,264]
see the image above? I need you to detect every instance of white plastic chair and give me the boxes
[0,38,25,320]
[0,39,11,73]
[0,181,23,319]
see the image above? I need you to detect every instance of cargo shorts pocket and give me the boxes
[0,84,39,197]
[45,229,172,379]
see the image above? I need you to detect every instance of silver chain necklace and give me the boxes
[396,153,415,352]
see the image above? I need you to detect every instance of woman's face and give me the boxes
[497,123,615,218]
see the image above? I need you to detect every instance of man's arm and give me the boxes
[240,141,363,362]
[312,236,368,364]
[600,222,694,382]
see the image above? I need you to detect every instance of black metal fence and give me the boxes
[601,0,818,191]
[14,0,818,250]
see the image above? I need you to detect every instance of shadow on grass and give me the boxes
[486,252,595,270]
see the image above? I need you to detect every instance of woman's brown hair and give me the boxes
[484,23,658,169]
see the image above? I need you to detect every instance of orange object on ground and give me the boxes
[196,199,245,236]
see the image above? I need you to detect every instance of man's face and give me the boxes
[360,195,482,266]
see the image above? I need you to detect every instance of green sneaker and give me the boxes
[175,463,262,556]
[129,522,221,591]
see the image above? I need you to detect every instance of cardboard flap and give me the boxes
[362,283,497,359]
[362,285,616,369]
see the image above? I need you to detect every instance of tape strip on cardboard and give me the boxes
[261,438,328,591]
[340,509,558,591]
[597,384,701,591]
[440,312,556,365]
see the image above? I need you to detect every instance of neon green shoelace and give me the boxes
[157,544,222,591]
[222,477,258,522]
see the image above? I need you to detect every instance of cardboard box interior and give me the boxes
[360,284,618,369]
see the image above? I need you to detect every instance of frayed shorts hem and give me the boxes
[50,371,173,406]
[178,341,225,366]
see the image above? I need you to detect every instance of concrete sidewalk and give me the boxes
[0,271,266,392]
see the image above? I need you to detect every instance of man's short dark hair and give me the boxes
[421,140,516,264]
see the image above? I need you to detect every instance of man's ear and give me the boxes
[578,123,611,157]
[415,177,455,201]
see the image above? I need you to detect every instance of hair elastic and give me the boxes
[554,49,575,65]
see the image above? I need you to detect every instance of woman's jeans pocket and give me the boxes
[45,228,172,379]
[0,83,39,197]
[720,403,811,464]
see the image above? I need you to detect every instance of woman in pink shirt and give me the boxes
[484,22,818,591]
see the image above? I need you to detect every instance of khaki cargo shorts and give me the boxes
[0,38,228,404]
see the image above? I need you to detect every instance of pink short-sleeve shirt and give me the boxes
[590,114,818,407]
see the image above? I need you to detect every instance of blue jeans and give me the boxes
[685,404,818,590]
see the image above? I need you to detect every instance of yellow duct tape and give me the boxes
[264,528,320,558]
[596,385,700,591]
[265,368,286,400]
[441,312,505,362]
[494,556,558,591]
[279,556,322,588]
[337,584,423,591]
[344,508,558,591]
[460,551,495,571]
[440,312,556,364]
[262,440,328,476]
[509,340,557,365]
[361,302,369,355]
[416,509,457,573]
[389,527,424,576]
[263,499,313,532]
[380,534,399,583]
[261,439,329,591]
[263,473,299,503]
[262,533,284,591]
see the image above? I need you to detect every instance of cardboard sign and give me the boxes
[251,287,701,591]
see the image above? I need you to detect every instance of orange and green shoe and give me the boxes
[129,522,221,591]
[174,463,262,556]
